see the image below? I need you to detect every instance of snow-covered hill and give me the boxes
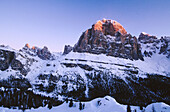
[0,96,169,112]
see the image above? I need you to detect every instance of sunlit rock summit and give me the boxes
[70,19,143,60]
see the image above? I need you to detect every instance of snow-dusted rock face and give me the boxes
[0,49,15,71]
[0,46,28,75]
[159,36,170,58]
[63,45,73,55]
[139,32,170,58]
[22,43,53,60]
[138,32,157,43]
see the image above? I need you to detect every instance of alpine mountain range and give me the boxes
[0,19,170,112]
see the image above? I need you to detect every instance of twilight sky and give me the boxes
[0,0,170,52]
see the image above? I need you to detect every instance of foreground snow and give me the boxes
[0,96,169,112]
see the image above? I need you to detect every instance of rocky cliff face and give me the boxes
[138,32,170,58]
[72,19,143,60]
[0,48,15,71]
[0,44,54,76]
[63,45,73,55]
[64,19,170,61]
[22,44,53,60]
[0,46,28,75]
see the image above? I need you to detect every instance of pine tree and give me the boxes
[48,101,52,109]
[127,105,131,112]
[65,98,68,103]
[79,102,82,110]
[69,99,73,107]
[82,103,85,109]
[140,106,143,110]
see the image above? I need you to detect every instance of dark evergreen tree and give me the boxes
[65,98,68,103]
[127,105,131,112]
[27,93,33,109]
[0,91,3,106]
[140,106,143,110]
[13,88,17,106]
[69,99,73,107]
[79,102,82,110]
[48,101,52,109]
[82,103,85,109]
[9,90,14,106]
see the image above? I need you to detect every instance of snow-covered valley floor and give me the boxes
[0,96,169,112]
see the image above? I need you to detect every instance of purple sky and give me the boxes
[0,0,170,52]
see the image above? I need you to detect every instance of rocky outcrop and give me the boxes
[139,32,170,58]
[36,46,52,60]
[63,45,73,55]
[92,19,127,36]
[159,36,170,58]
[73,19,143,60]
[138,32,158,43]
[0,49,15,71]
[23,44,53,60]
[11,59,28,76]
[0,48,28,75]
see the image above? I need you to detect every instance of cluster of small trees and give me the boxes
[66,98,85,110]
[0,88,63,110]
[127,105,147,112]
[0,88,44,110]
[79,102,85,110]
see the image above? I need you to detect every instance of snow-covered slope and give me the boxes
[0,43,170,107]
[63,51,170,77]
[0,96,169,112]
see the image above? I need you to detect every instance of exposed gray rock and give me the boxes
[11,59,27,76]
[0,48,28,75]
[63,45,73,55]
[0,49,15,71]
[159,36,170,58]
[138,32,157,43]
[37,46,52,60]
[138,33,170,58]
[22,44,53,60]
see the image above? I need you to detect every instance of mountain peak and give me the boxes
[141,32,150,36]
[25,43,30,48]
[139,32,157,43]
[22,44,53,60]
[93,19,127,36]
[72,19,143,60]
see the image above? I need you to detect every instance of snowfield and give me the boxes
[63,51,170,76]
